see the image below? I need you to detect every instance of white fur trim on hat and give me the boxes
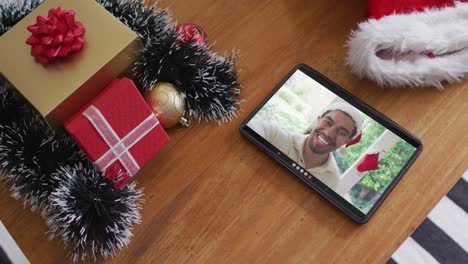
[320,102,363,137]
[346,1,468,89]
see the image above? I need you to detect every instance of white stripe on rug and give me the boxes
[462,170,468,183]
[391,237,439,264]
[427,196,468,253]
[0,221,30,264]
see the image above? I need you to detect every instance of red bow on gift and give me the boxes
[25,7,85,64]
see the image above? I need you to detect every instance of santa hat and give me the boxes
[307,102,364,155]
[346,0,468,89]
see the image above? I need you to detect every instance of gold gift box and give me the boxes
[0,0,142,126]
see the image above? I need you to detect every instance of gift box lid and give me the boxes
[0,0,142,125]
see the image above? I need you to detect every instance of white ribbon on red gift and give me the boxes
[83,105,159,176]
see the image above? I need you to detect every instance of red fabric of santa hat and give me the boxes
[346,0,468,89]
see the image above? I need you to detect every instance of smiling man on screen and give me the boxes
[249,102,363,190]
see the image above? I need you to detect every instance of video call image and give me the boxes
[247,70,417,214]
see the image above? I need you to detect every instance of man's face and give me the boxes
[308,110,355,154]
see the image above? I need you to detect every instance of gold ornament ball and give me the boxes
[144,82,185,128]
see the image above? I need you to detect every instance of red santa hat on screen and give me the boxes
[346,0,468,89]
[308,102,364,155]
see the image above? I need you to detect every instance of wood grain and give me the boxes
[1,0,467,263]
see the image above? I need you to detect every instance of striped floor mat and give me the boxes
[388,170,468,264]
[0,221,30,264]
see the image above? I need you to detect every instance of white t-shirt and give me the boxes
[249,121,342,190]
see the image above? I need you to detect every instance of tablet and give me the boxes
[240,64,423,223]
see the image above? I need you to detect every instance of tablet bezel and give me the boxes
[240,64,423,223]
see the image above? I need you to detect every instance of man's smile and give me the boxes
[315,132,335,148]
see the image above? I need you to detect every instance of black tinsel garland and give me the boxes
[47,165,143,261]
[96,0,175,42]
[0,0,43,35]
[0,78,89,214]
[134,34,240,121]
[97,0,240,121]
[0,117,74,212]
[0,0,240,261]
[0,77,35,124]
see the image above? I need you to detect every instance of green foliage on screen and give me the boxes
[348,140,417,214]
[251,83,311,133]
[334,117,386,174]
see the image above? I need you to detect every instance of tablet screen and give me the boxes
[245,69,418,215]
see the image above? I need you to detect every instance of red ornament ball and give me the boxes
[25,7,85,64]
[175,23,207,46]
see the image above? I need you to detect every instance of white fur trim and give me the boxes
[346,2,468,89]
[322,102,363,136]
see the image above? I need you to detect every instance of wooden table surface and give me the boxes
[1,0,467,263]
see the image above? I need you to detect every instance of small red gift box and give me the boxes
[65,78,170,189]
